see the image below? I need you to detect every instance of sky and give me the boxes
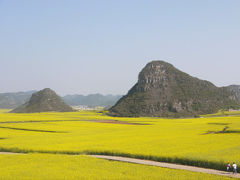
[0,0,240,95]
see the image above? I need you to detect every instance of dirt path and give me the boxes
[0,152,24,155]
[0,151,239,178]
[90,155,240,179]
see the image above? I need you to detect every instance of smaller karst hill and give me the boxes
[109,61,240,117]
[10,88,75,113]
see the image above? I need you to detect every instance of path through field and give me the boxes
[1,152,240,178]
[0,152,24,155]
[90,155,240,179]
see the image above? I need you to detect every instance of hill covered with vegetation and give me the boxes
[110,61,240,117]
[10,88,75,113]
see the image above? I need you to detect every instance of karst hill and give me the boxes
[10,88,75,113]
[110,61,240,117]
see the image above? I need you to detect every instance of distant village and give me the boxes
[72,105,104,111]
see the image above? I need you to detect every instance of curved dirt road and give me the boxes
[0,152,25,155]
[90,155,240,179]
[1,152,239,178]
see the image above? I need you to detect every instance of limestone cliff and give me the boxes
[110,61,240,117]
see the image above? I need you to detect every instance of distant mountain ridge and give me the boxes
[110,61,240,117]
[0,91,122,109]
[63,94,122,107]
[0,90,36,109]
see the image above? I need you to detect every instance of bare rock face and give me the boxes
[10,88,75,113]
[109,61,240,117]
[227,85,240,101]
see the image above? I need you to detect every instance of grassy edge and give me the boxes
[0,147,226,171]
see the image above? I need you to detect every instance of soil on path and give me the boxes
[0,152,25,155]
[90,155,240,179]
[0,151,239,178]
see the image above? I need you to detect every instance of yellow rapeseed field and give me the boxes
[0,110,240,174]
[0,153,233,180]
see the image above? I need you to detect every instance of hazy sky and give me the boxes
[0,0,240,95]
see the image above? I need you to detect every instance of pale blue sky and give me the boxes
[0,0,240,95]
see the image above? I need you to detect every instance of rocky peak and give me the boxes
[110,61,240,117]
[137,61,172,91]
[29,88,59,104]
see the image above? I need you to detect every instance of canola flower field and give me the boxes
[0,153,233,180]
[0,109,240,179]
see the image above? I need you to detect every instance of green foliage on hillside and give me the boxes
[10,88,74,113]
[110,61,240,117]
